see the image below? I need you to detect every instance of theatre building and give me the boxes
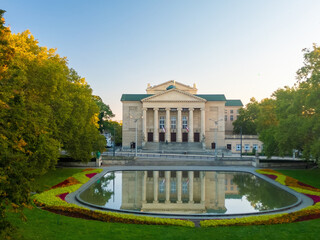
[121,80,262,154]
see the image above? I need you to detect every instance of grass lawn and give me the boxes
[30,168,85,192]
[7,168,320,240]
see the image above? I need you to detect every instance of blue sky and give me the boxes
[2,0,320,120]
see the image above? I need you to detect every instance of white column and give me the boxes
[153,171,159,203]
[142,171,147,203]
[200,108,205,143]
[153,108,159,142]
[142,108,147,143]
[165,171,170,203]
[177,171,182,203]
[165,108,171,142]
[200,171,205,204]
[188,171,194,203]
[177,108,182,142]
[188,108,194,142]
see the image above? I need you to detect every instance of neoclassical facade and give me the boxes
[120,170,239,213]
[121,80,262,153]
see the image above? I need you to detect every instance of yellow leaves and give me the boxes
[0,133,8,141]
[302,106,315,117]
[14,138,27,152]
[75,77,87,86]
[11,202,19,210]
[90,113,100,128]
[8,30,60,62]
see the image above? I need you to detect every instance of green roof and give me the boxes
[225,194,242,199]
[120,94,152,101]
[207,208,227,213]
[225,99,243,107]
[121,93,228,102]
[195,94,226,101]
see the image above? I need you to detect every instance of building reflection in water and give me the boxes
[120,171,239,214]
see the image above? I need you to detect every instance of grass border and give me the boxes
[32,168,194,228]
[200,169,320,227]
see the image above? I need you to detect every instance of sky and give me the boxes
[2,0,320,120]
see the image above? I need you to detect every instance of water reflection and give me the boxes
[233,174,297,211]
[79,171,298,215]
[80,174,114,206]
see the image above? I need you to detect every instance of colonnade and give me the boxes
[142,107,206,143]
[141,171,206,204]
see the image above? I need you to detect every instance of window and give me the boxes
[225,110,227,114]
[225,115,227,121]
[159,116,165,129]
[171,116,176,129]
[236,144,241,151]
[230,115,234,121]
[182,171,188,178]
[159,171,165,178]
[159,180,165,193]
[182,116,188,129]
[244,144,250,151]
[170,180,176,193]
[253,144,258,150]
[230,110,234,114]
[182,181,188,194]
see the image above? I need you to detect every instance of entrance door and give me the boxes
[194,133,200,142]
[171,132,176,142]
[211,142,216,149]
[182,133,188,142]
[159,132,165,142]
[148,132,153,142]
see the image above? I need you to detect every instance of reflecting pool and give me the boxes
[79,170,298,215]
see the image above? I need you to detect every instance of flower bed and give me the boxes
[200,169,320,227]
[33,168,194,228]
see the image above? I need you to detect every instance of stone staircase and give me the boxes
[143,142,205,154]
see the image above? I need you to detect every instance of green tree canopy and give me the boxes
[233,97,259,135]
[238,45,320,159]
[0,10,107,237]
[105,120,122,146]
[93,95,114,133]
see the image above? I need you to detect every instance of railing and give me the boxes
[102,151,254,161]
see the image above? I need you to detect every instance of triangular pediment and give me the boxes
[146,80,198,94]
[142,89,206,102]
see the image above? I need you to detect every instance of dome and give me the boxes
[166,85,176,90]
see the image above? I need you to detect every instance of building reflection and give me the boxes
[121,171,239,214]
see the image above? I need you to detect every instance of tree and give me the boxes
[252,45,320,160]
[233,97,259,135]
[93,95,114,133]
[295,44,320,160]
[105,120,122,146]
[0,10,106,238]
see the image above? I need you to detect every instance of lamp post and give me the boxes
[130,115,142,157]
[113,127,116,157]
[240,126,243,158]
[209,118,223,158]
[135,119,138,157]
